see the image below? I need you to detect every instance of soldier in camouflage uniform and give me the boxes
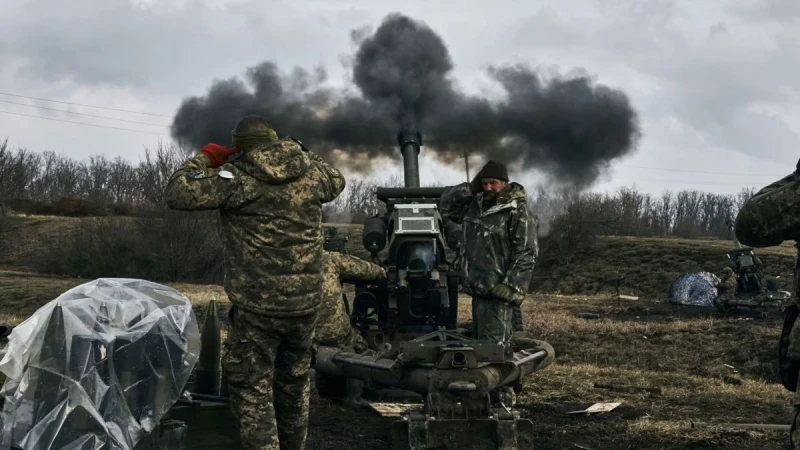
[444,218,525,332]
[734,159,800,449]
[440,160,538,406]
[714,267,738,312]
[314,250,386,403]
[316,250,385,353]
[164,115,345,450]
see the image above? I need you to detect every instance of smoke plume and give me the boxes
[171,13,641,188]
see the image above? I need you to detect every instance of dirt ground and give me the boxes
[303,291,792,450]
[0,216,794,449]
[0,272,793,449]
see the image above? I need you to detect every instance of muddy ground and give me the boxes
[303,296,791,450]
[0,271,794,449]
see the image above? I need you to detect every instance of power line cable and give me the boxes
[0,99,169,127]
[0,110,167,136]
[0,92,171,118]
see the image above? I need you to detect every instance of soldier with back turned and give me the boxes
[734,158,800,449]
[164,115,345,450]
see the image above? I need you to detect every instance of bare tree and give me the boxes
[0,136,771,239]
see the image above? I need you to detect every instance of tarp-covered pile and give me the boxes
[667,272,721,307]
[0,279,200,450]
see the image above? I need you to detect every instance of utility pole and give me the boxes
[463,150,470,182]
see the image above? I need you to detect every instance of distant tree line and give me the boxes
[0,138,182,216]
[528,185,758,240]
[0,137,770,288]
[0,138,761,240]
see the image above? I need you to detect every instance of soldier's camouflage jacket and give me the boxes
[715,272,738,310]
[735,171,800,248]
[316,251,383,344]
[734,169,800,377]
[165,137,345,317]
[440,182,538,303]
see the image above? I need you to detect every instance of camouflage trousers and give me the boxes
[472,296,514,343]
[472,296,516,407]
[512,304,524,332]
[223,306,317,450]
[714,293,736,312]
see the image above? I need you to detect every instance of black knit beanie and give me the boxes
[479,160,509,181]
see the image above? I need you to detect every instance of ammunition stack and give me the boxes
[151,300,241,450]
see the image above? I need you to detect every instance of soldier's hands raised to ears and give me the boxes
[201,143,239,168]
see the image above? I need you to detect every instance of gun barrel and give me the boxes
[398,130,422,188]
[727,220,743,248]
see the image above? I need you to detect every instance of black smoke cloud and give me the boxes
[171,13,641,188]
[351,14,454,129]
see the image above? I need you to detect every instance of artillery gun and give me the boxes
[717,219,790,312]
[313,129,555,449]
[350,131,461,352]
[0,131,552,450]
[143,129,552,450]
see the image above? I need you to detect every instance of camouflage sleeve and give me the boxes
[164,154,243,211]
[735,172,800,247]
[753,172,796,199]
[331,252,383,282]
[308,151,346,203]
[502,206,539,295]
[440,182,475,224]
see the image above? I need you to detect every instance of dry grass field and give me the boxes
[0,215,797,449]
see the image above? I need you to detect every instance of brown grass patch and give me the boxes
[5,215,795,301]
[0,270,86,325]
[521,363,788,449]
[0,217,796,448]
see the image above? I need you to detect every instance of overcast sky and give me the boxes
[0,0,797,196]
